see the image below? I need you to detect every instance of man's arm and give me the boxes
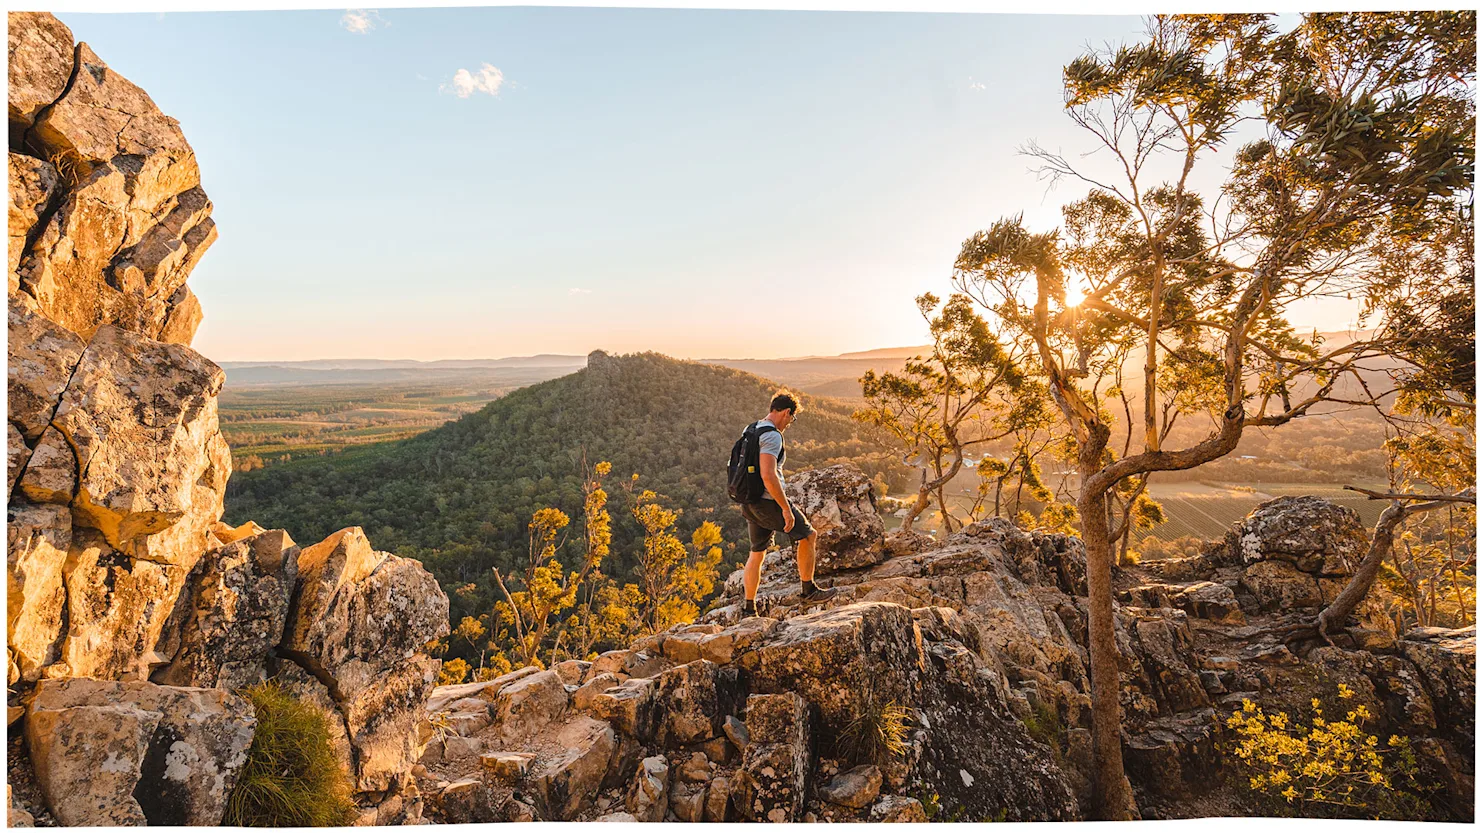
[759,453,795,531]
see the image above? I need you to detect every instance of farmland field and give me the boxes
[217,363,584,468]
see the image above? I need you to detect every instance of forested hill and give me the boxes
[224,351,900,620]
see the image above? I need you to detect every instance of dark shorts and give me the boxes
[740,500,815,552]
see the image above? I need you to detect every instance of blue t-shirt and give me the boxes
[755,418,784,501]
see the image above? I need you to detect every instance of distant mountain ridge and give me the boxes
[221,355,587,371]
[219,349,922,398]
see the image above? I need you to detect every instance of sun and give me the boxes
[1064,272,1089,307]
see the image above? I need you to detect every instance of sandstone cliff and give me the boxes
[413,467,1474,822]
[7,12,449,826]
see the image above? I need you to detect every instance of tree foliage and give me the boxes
[853,293,1038,532]
[950,12,1474,819]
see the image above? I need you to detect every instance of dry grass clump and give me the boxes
[838,693,913,766]
[225,681,356,827]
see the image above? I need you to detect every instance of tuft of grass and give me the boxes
[225,681,357,827]
[1021,700,1064,748]
[838,694,913,767]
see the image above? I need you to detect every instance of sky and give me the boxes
[57,6,1355,361]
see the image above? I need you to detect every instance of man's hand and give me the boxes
[782,505,795,533]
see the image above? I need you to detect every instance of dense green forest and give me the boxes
[224,351,906,625]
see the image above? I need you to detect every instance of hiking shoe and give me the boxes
[799,585,838,606]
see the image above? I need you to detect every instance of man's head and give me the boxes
[768,391,801,430]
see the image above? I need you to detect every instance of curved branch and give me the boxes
[1312,494,1467,640]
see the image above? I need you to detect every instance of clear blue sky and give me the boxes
[58,7,1344,361]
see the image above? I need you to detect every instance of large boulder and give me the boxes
[37,325,228,555]
[1220,496,1366,575]
[784,464,886,573]
[282,526,450,701]
[25,678,255,826]
[152,529,300,689]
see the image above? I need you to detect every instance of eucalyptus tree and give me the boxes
[951,13,1474,819]
[854,293,1035,533]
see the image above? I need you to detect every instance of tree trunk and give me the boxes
[936,483,956,533]
[1316,501,1421,638]
[901,486,931,532]
[1078,463,1136,820]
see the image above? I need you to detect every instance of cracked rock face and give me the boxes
[12,24,216,344]
[8,13,452,824]
[7,11,230,686]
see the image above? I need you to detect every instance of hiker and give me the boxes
[727,392,838,615]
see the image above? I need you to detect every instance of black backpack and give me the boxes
[727,422,782,503]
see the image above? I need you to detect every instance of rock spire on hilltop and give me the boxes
[7,11,449,826]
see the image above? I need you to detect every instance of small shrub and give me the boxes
[226,681,356,827]
[838,694,913,767]
[1224,686,1432,819]
[437,657,469,685]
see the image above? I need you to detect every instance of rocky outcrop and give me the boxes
[11,11,216,344]
[6,13,451,828]
[415,466,1474,822]
[153,529,299,689]
[7,9,230,687]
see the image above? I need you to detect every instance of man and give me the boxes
[740,392,837,615]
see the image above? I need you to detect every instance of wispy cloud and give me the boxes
[441,63,507,98]
[968,76,986,91]
[341,9,383,34]
[568,288,592,296]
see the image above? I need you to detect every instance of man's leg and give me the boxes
[743,549,766,607]
[796,532,819,583]
[789,511,836,605]
[741,504,773,616]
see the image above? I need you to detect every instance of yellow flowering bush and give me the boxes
[1225,685,1431,819]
